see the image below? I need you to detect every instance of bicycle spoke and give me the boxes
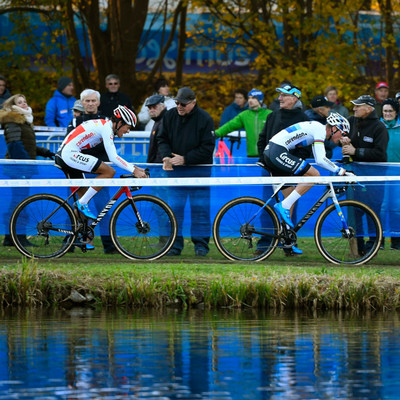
[213,197,279,261]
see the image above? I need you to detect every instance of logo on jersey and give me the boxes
[279,152,296,166]
[285,132,307,146]
[76,132,95,147]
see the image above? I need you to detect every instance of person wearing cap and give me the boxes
[258,83,310,161]
[257,83,310,256]
[380,98,400,250]
[71,100,84,118]
[158,87,215,257]
[305,95,337,158]
[215,88,271,157]
[99,74,133,119]
[396,92,400,107]
[0,74,11,109]
[146,94,167,163]
[341,94,388,253]
[44,76,76,127]
[374,81,390,118]
[138,77,176,131]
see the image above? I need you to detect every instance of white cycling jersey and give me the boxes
[59,119,135,173]
[269,121,340,174]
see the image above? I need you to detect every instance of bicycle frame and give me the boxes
[40,185,137,236]
[249,182,350,238]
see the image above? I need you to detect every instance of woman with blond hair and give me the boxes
[0,94,54,246]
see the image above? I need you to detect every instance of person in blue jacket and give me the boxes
[219,88,248,126]
[44,76,76,127]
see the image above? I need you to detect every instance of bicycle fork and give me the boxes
[328,182,352,238]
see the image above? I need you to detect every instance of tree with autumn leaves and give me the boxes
[0,0,399,124]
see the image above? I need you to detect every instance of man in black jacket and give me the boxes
[158,87,215,257]
[341,94,388,253]
[99,74,133,118]
[146,94,167,163]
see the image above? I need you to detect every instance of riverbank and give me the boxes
[2,254,400,311]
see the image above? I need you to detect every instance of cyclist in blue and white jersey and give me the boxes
[56,105,147,219]
[263,112,351,230]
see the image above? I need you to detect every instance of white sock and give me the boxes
[281,190,301,210]
[79,187,98,205]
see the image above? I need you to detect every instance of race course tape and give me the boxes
[0,175,397,187]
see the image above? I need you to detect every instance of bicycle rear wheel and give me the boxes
[315,200,382,265]
[10,194,77,259]
[110,195,177,260]
[213,197,279,261]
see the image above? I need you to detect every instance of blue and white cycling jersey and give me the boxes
[269,121,340,174]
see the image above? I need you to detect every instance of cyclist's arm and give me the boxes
[312,140,344,175]
[102,128,135,173]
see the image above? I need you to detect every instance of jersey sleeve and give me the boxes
[102,122,135,173]
[312,141,340,174]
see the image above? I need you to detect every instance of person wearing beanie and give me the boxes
[44,76,76,127]
[215,88,271,157]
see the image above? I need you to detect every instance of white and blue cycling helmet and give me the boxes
[326,112,350,135]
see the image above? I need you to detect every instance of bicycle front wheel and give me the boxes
[10,194,77,259]
[110,195,177,260]
[213,197,279,261]
[315,200,382,265]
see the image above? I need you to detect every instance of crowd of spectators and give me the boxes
[1,72,400,254]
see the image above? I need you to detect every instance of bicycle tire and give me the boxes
[10,194,77,259]
[110,195,177,260]
[213,197,280,261]
[315,200,382,265]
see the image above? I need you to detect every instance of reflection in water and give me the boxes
[0,308,399,399]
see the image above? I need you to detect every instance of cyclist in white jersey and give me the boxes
[56,105,147,219]
[263,112,351,229]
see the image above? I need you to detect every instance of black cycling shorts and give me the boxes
[263,143,310,176]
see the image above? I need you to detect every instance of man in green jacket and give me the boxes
[215,89,271,157]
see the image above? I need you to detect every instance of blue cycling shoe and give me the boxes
[74,200,96,219]
[274,203,294,228]
[291,246,303,255]
[86,243,95,250]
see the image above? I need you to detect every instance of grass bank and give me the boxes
[1,246,400,311]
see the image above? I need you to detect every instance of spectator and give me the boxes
[305,95,335,158]
[269,80,293,112]
[305,95,334,123]
[341,94,388,254]
[216,89,271,157]
[158,87,215,257]
[324,85,349,118]
[396,92,400,107]
[380,98,400,250]
[44,76,76,127]
[145,94,167,163]
[0,75,11,108]
[0,94,54,247]
[138,78,176,131]
[219,88,248,126]
[374,81,390,118]
[257,83,310,256]
[71,100,84,118]
[99,74,133,119]
[258,83,310,161]
[65,88,118,254]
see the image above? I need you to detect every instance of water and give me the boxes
[0,308,399,399]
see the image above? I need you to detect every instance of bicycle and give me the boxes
[9,173,178,260]
[213,171,383,265]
